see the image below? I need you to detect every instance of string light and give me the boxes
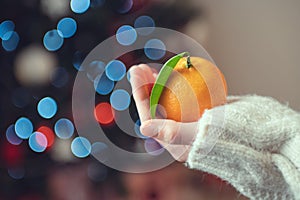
[57,17,77,38]
[70,0,90,14]
[15,117,33,139]
[116,25,137,46]
[43,29,64,51]
[54,118,74,139]
[94,102,115,125]
[94,74,114,95]
[71,137,92,158]
[28,132,48,153]
[105,60,126,81]
[110,89,131,111]
[37,97,58,119]
[6,124,22,145]
[144,39,166,60]
[2,31,19,51]
[134,16,155,35]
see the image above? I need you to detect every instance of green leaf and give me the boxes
[149,52,188,119]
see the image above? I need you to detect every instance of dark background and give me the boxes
[1,0,299,199]
[0,0,202,199]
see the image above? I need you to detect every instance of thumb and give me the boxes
[140,119,199,145]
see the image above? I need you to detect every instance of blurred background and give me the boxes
[0,0,299,199]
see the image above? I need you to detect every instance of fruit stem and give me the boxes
[187,55,192,68]
[183,52,192,68]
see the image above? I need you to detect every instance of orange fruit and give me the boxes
[158,56,227,122]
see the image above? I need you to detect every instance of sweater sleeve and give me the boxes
[186,95,300,200]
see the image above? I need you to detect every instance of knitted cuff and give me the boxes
[186,98,296,199]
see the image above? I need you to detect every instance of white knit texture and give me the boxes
[187,95,300,200]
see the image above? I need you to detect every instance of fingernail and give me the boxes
[153,72,158,78]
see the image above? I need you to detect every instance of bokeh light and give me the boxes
[41,0,70,19]
[144,39,166,60]
[6,124,22,145]
[94,102,115,124]
[105,60,126,81]
[0,20,15,39]
[126,70,131,82]
[91,142,108,154]
[3,142,23,166]
[91,142,109,162]
[29,132,48,153]
[90,0,105,8]
[37,97,58,119]
[54,118,74,139]
[70,0,90,14]
[2,31,14,41]
[73,51,84,71]
[71,137,92,158]
[37,126,55,148]
[144,138,165,156]
[51,139,74,162]
[116,0,133,14]
[15,117,33,139]
[2,31,19,51]
[134,119,148,139]
[57,17,77,38]
[110,89,131,111]
[87,61,105,82]
[116,25,137,46]
[94,74,114,95]
[134,15,155,35]
[87,163,107,182]
[7,167,25,180]
[12,87,31,108]
[14,45,57,86]
[51,67,69,88]
[43,29,64,51]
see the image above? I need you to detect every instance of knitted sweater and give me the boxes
[186,95,300,200]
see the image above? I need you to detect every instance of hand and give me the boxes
[130,64,300,199]
[129,64,198,162]
[129,64,249,199]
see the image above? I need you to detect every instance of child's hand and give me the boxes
[130,64,198,161]
[130,64,300,200]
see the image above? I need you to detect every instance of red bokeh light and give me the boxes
[37,126,55,148]
[94,102,115,125]
[2,142,24,166]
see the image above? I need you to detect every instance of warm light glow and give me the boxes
[37,126,55,148]
[94,102,115,125]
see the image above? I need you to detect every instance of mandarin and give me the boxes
[157,56,227,122]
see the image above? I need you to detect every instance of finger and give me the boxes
[129,65,153,122]
[138,64,156,87]
[129,65,150,101]
[157,140,190,162]
[138,64,156,98]
[140,119,199,145]
[150,67,158,78]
